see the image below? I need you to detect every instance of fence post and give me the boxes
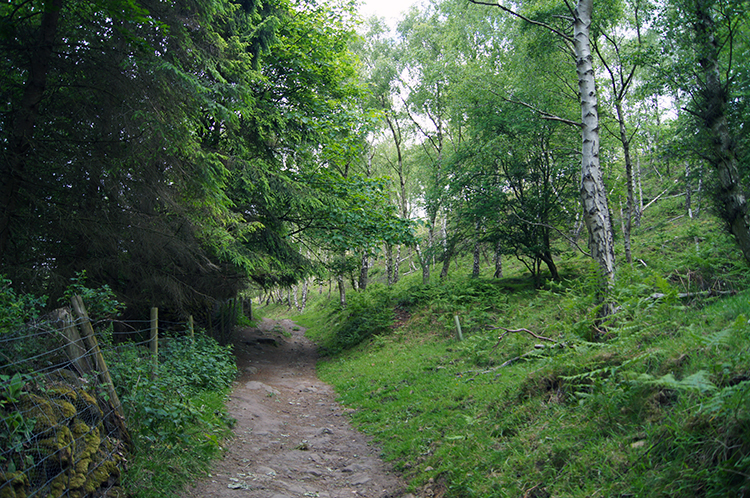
[150,307,158,378]
[70,295,131,448]
[454,315,464,341]
[189,315,195,343]
[52,307,92,375]
[71,296,122,410]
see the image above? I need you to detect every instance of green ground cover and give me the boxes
[292,214,750,497]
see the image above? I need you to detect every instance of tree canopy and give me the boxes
[1,0,748,318]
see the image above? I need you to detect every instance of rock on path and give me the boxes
[183,318,412,498]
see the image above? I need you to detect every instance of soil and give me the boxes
[182,318,414,498]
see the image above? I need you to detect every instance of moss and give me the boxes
[58,400,77,420]
[84,459,119,494]
[47,385,78,404]
[69,422,101,488]
[9,382,121,498]
[38,426,74,466]
[103,486,126,498]
[20,393,59,435]
[20,394,77,434]
[47,467,73,498]
[69,459,89,489]
[80,425,101,460]
[46,369,82,387]
[71,419,90,439]
[74,390,102,426]
[0,470,29,498]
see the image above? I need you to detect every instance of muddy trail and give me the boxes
[183,319,414,498]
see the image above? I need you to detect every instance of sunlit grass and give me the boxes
[300,211,750,497]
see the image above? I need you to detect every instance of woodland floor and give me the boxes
[182,318,415,498]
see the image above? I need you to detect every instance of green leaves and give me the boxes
[306,171,417,252]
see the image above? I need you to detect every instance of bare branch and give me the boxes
[489,326,560,353]
[468,0,573,42]
[510,212,592,258]
[487,91,583,128]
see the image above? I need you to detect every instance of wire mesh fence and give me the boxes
[0,298,191,498]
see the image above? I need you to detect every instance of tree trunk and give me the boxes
[415,244,430,285]
[635,153,644,227]
[614,100,634,264]
[494,240,503,278]
[300,281,308,313]
[440,240,456,280]
[359,252,369,291]
[337,274,346,307]
[685,162,693,218]
[0,0,64,258]
[696,167,703,218]
[394,245,401,283]
[540,251,560,281]
[692,1,750,264]
[472,221,481,279]
[386,244,394,285]
[574,0,617,312]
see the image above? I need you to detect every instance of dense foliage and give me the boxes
[0,0,411,322]
[1,0,749,493]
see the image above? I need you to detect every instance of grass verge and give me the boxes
[122,389,235,497]
[299,226,750,497]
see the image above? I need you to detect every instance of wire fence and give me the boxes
[0,296,224,498]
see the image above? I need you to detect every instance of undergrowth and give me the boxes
[298,218,750,497]
[108,334,237,497]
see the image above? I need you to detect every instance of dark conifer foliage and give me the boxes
[0,0,404,319]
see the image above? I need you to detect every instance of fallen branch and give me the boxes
[649,289,737,300]
[489,326,559,351]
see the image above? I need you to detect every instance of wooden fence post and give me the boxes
[70,295,131,448]
[52,307,92,376]
[150,307,158,378]
[454,315,464,341]
[189,315,195,343]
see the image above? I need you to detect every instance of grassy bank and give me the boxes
[291,215,750,497]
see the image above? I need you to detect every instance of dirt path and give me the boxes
[183,318,412,498]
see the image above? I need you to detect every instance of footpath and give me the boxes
[183,318,412,498]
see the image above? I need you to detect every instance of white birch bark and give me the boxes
[293,285,300,312]
[574,0,616,307]
[394,245,401,283]
[300,280,308,313]
[494,240,503,278]
[337,274,346,307]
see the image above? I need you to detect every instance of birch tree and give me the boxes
[470,0,617,313]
